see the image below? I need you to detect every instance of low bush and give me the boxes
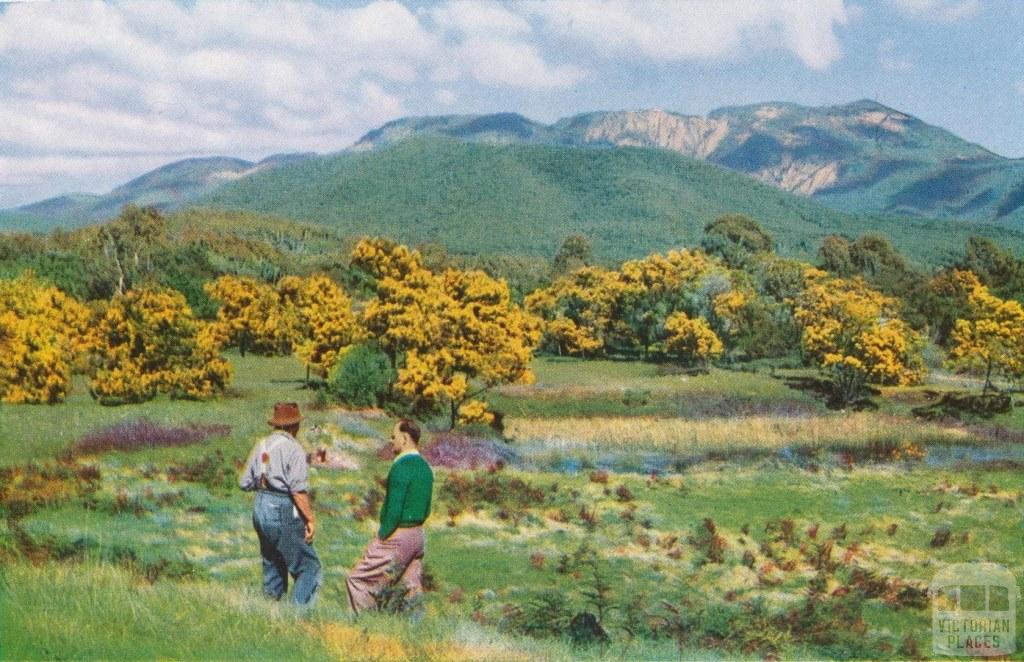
[165,450,236,490]
[502,590,574,639]
[326,343,395,408]
[441,472,546,512]
[688,518,727,565]
[0,462,101,520]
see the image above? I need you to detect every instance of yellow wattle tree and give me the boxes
[524,266,621,356]
[614,248,721,354]
[711,288,751,340]
[928,268,985,346]
[947,279,1024,392]
[362,265,447,368]
[793,277,924,406]
[355,239,539,428]
[350,237,424,281]
[290,274,360,380]
[88,286,232,404]
[0,272,90,404]
[434,268,541,427]
[204,275,297,356]
[663,312,723,367]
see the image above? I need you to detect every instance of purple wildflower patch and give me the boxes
[73,418,231,455]
[421,433,517,470]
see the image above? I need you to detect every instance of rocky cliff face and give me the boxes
[752,159,840,196]
[570,110,729,159]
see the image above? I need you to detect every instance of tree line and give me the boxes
[2,207,1023,416]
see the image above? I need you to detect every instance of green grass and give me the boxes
[5,456,1022,659]
[0,352,317,467]
[0,562,333,661]
[490,359,822,419]
[2,354,1024,660]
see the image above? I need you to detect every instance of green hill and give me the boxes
[197,137,1024,266]
[197,137,852,261]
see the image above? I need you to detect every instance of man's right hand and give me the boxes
[291,491,316,543]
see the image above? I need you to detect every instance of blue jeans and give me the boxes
[253,491,321,606]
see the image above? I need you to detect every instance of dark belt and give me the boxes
[256,475,290,497]
[256,488,291,498]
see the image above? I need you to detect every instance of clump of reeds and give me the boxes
[505,413,970,456]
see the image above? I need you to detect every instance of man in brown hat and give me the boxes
[239,402,321,606]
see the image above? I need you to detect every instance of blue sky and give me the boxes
[0,0,1021,207]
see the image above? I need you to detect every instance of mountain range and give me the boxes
[349,100,1024,222]
[3,99,1023,262]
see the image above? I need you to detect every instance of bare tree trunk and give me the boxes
[113,252,126,296]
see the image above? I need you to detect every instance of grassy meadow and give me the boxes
[1,355,1023,660]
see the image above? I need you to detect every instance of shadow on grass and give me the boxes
[911,391,1012,421]
[780,375,879,411]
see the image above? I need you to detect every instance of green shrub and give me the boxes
[326,343,395,407]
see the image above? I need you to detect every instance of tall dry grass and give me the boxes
[505,413,971,453]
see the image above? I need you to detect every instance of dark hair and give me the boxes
[398,419,421,444]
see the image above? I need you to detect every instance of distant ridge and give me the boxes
[351,100,1024,223]
[2,153,316,229]
[3,99,1023,235]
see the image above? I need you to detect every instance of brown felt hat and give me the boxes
[268,402,302,427]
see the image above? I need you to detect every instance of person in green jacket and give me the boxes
[346,419,433,614]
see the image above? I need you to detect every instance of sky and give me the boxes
[1,0,1022,208]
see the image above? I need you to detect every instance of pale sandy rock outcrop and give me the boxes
[752,105,791,128]
[753,158,840,195]
[856,111,909,133]
[582,110,729,159]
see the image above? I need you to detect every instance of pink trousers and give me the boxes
[345,526,425,614]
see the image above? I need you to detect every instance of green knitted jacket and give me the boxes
[378,452,433,540]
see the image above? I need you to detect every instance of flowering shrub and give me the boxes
[456,399,495,426]
[793,277,924,406]
[664,312,723,366]
[0,272,90,404]
[88,286,232,404]
[73,418,230,455]
[421,434,516,470]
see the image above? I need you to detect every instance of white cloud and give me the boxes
[0,0,586,206]
[435,89,458,106]
[888,0,980,23]
[878,38,913,73]
[430,2,588,88]
[456,37,588,88]
[521,0,850,71]
[429,2,532,37]
[1016,79,1024,96]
